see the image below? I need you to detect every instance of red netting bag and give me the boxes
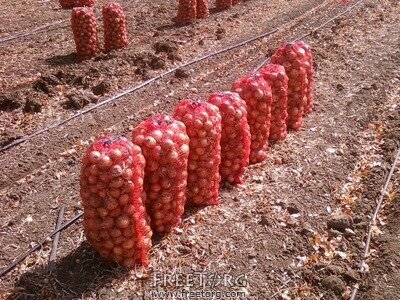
[208,92,250,184]
[60,0,95,8]
[232,0,240,5]
[216,0,232,10]
[132,115,189,233]
[259,64,289,141]
[176,0,197,25]
[173,100,222,206]
[80,135,152,268]
[71,7,100,59]
[103,2,128,52]
[270,43,307,131]
[294,41,314,114]
[196,0,209,19]
[231,73,273,164]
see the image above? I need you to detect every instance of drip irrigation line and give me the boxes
[0,211,83,278]
[0,19,69,43]
[349,148,400,300]
[0,28,278,152]
[48,206,65,272]
[254,0,365,71]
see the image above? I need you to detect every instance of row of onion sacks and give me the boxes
[79,40,314,268]
[80,136,152,267]
[70,2,128,59]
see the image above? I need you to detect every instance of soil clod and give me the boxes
[321,275,346,295]
[0,91,25,111]
[91,81,111,96]
[327,214,353,231]
[0,129,23,147]
[175,69,190,79]
[63,91,97,110]
[23,93,46,113]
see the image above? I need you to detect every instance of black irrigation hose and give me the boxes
[0,0,367,280]
[254,0,365,71]
[349,148,400,300]
[0,19,69,44]
[0,212,83,278]
[0,28,278,152]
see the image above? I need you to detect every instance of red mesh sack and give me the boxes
[103,2,128,52]
[270,43,307,131]
[173,100,222,206]
[232,0,240,5]
[216,0,232,10]
[208,92,250,184]
[231,73,273,164]
[294,41,314,114]
[132,115,189,233]
[71,7,100,59]
[259,64,289,141]
[80,135,152,268]
[196,0,209,19]
[60,0,95,8]
[176,0,196,25]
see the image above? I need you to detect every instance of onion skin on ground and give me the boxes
[216,0,232,10]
